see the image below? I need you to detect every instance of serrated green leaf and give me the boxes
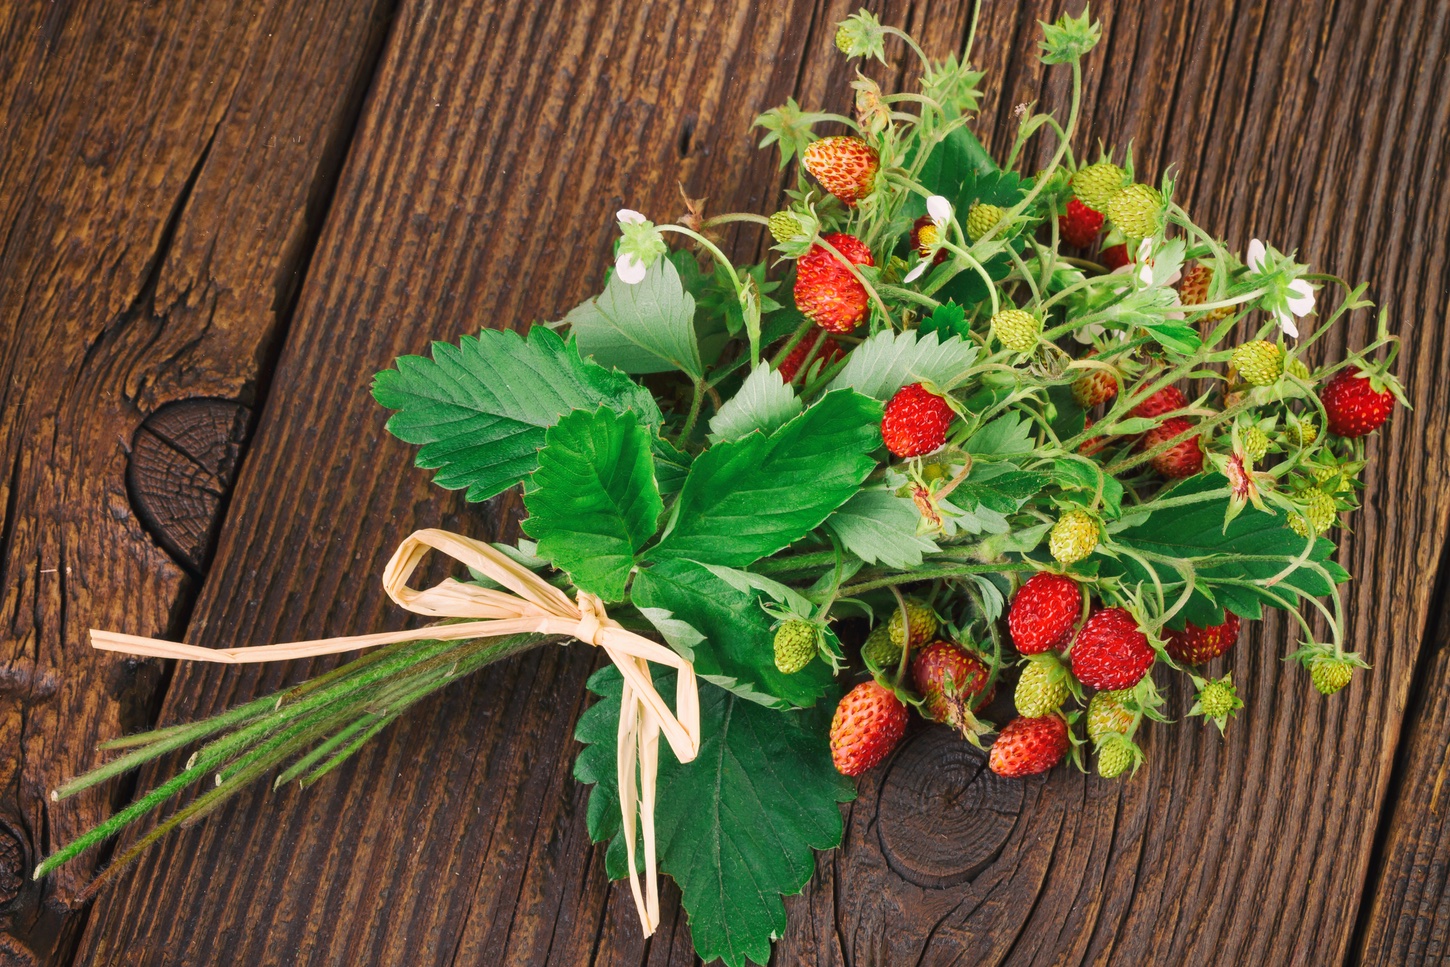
[826,330,978,400]
[633,558,834,707]
[914,126,998,210]
[372,325,660,502]
[699,563,816,617]
[940,463,1046,535]
[1102,475,1348,627]
[965,411,1035,457]
[564,257,703,377]
[827,489,940,568]
[1046,383,1087,439]
[575,667,853,967]
[708,364,802,443]
[650,436,692,498]
[520,408,660,602]
[1047,458,1125,519]
[649,391,883,568]
[918,300,969,340]
[1143,321,1202,355]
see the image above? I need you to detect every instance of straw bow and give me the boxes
[90,528,700,935]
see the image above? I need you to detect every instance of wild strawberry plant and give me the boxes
[41,8,1406,966]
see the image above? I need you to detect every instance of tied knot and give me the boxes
[572,591,610,646]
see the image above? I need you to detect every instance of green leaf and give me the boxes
[520,408,660,602]
[649,391,883,568]
[708,364,802,443]
[915,126,997,205]
[1143,321,1202,355]
[633,558,834,707]
[575,668,853,967]
[918,300,969,340]
[940,463,1046,535]
[699,563,816,617]
[1046,383,1087,439]
[563,257,703,377]
[964,411,1035,457]
[1101,475,1348,627]
[827,489,940,568]
[372,325,660,502]
[826,329,978,400]
[1047,458,1125,519]
[651,436,693,497]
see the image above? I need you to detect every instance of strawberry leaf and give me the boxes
[574,667,853,967]
[563,257,704,378]
[708,364,802,443]
[372,325,660,502]
[648,390,882,568]
[826,329,978,400]
[827,489,940,568]
[520,407,661,602]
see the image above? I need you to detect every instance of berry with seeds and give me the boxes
[802,136,879,206]
[795,232,874,333]
[966,202,1007,241]
[1130,385,1188,420]
[1321,369,1395,438]
[992,308,1041,353]
[1141,417,1204,479]
[1086,689,1135,743]
[888,598,938,652]
[861,624,900,671]
[1049,510,1099,565]
[1231,341,1284,387]
[1310,656,1355,695]
[1096,735,1142,779]
[1164,613,1241,666]
[773,620,817,674]
[1008,572,1082,655]
[830,681,909,776]
[1072,161,1128,210]
[1178,264,1232,322]
[1288,488,1337,537]
[1059,198,1104,248]
[1072,362,1119,408]
[1191,674,1244,734]
[882,383,954,457]
[1287,417,1319,448]
[1105,183,1163,239]
[1014,654,1071,718]
[911,640,993,730]
[776,331,844,383]
[990,714,1071,777]
[1101,243,1131,270]
[1242,426,1270,464]
[767,210,805,244]
[1070,608,1154,691]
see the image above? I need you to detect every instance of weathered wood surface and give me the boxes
[0,0,395,962]
[0,0,1443,964]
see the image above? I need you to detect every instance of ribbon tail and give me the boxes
[615,680,654,935]
[637,689,662,932]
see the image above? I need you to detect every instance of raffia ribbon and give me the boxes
[89,528,700,935]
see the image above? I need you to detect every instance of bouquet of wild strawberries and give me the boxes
[39,8,1406,966]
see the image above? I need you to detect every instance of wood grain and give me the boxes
[0,0,393,961]
[45,1,1450,966]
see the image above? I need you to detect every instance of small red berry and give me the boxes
[989,715,1071,777]
[1059,198,1105,248]
[1140,416,1203,479]
[911,641,993,728]
[795,232,874,333]
[830,680,909,776]
[1130,385,1188,420]
[1320,369,1395,438]
[1008,572,1082,655]
[776,331,844,383]
[802,136,880,206]
[1165,613,1242,665]
[881,383,954,457]
[1070,608,1154,691]
[1101,243,1131,270]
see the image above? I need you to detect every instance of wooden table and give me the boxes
[1,1,1447,963]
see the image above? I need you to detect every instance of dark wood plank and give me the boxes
[0,0,394,962]
[65,1,1450,966]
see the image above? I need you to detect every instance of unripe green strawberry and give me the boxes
[1242,426,1270,464]
[1104,183,1163,239]
[1197,677,1241,720]
[1231,340,1284,386]
[1049,510,1099,564]
[1096,734,1140,779]
[1072,161,1128,210]
[992,308,1041,353]
[1287,418,1319,448]
[1310,656,1354,695]
[1288,489,1337,537]
[861,624,901,670]
[1014,656,1070,718]
[768,210,805,244]
[966,202,1007,241]
[1087,689,1135,743]
[774,620,817,674]
[1285,357,1311,381]
[888,598,938,652]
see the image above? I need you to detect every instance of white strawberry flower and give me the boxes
[615,208,667,285]
[904,195,953,283]
[1245,238,1315,338]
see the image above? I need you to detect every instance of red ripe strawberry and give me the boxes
[1070,608,1154,690]
[1165,613,1242,665]
[911,640,993,727]
[1101,243,1131,270]
[795,232,874,333]
[1059,198,1105,248]
[1130,385,1188,420]
[1009,572,1082,655]
[1321,369,1395,438]
[830,680,909,776]
[776,331,844,383]
[989,715,1070,777]
[882,383,954,457]
[1140,416,1203,479]
[802,136,880,206]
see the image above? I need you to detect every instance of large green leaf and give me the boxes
[372,325,660,501]
[708,364,801,443]
[940,463,1046,535]
[521,407,660,602]
[574,668,853,967]
[648,390,882,568]
[563,257,703,377]
[1101,475,1350,628]
[826,329,978,400]
[632,558,834,708]
[827,489,939,568]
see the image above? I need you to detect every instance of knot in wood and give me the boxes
[0,821,24,907]
[876,728,1022,888]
